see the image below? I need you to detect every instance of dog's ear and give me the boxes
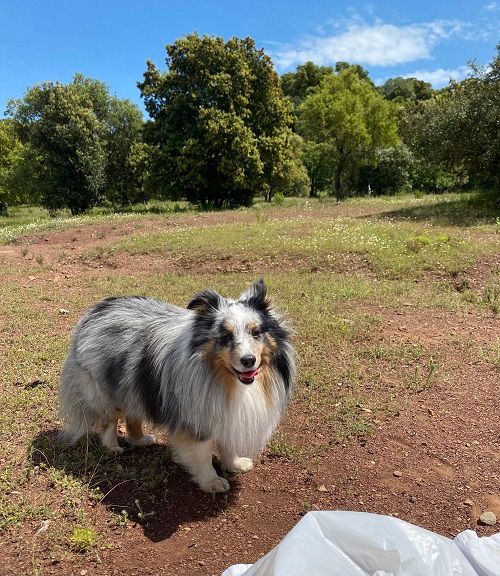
[240,278,270,312]
[187,290,222,314]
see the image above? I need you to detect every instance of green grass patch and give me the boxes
[101,210,493,280]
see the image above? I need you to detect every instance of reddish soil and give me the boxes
[1,212,499,576]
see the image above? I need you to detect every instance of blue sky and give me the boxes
[1,1,499,116]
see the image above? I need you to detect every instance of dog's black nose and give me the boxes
[241,355,256,369]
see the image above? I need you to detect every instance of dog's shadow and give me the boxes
[30,428,240,542]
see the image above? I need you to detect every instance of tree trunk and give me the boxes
[310,178,317,198]
[334,150,345,203]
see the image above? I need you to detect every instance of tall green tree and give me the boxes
[379,77,433,103]
[0,120,26,213]
[301,141,334,197]
[281,61,334,109]
[334,62,373,84]
[399,44,500,190]
[138,34,294,208]
[7,81,106,214]
[7,75,144,214]
[298,68,399,200]
[105,98,146,205]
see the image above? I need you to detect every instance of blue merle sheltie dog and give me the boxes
[58,279,295,493]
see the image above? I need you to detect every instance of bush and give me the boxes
[272,192,285,205]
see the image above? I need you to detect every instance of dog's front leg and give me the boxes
[171,435,230,493]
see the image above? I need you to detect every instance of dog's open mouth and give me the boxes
[234,368,260,384]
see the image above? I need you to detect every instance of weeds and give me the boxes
[268,431,298,459]
[406,356,438,392]
[482,281,500,315]
[69,526,97,552]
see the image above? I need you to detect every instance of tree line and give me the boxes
[0,34,498,215]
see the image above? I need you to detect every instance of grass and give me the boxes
[0,192,498,572]
[0,200,193,245]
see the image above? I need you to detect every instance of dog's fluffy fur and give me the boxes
[58,279,295,493]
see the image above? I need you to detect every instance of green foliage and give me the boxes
[281,61,334,110]
[298,69,399,200]
[69,526,98,552]
[359,145,413,195]
[138,34,294,208]
[7,76,107,214]
[334,61,373,84]
[0,120,26,212]
[272,192,285,205]
[103,98,147,206]
[6,74,145,214]
[399,44,500,191]
[301,141,334,197]
[379,76,433,102]
[271,132,310,197]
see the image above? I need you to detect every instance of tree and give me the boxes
[7,75,145,214]
[104,98,146,205]
[334,62,373,84]
[0,120,26,213]
[138,34,294,208]
[281,61,334,109]
[7,81,106,214]
[379,77,433,103]
[298,69,399,201]
[399,44,500,190]
[301,141,334,197]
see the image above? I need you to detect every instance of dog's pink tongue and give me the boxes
[240,369,259,379]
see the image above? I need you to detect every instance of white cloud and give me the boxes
[402,66,470,87]
[483,2,499,11]
[273,19,465,70]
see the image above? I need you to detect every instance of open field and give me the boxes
[0,193,499,576]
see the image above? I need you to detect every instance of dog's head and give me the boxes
[188,279,291,387]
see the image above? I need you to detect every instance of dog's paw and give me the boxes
[130,433,156,447]
[226,457,254,474]
[198,475,230,494]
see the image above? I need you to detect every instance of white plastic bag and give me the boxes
[221,511,490,576]
[454,530,500,576]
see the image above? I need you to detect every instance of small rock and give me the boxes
[409,496,417,503]
[59,308,70,315]
[479,511,497,526]
[464,499,474,507]
[80,571,88,576]
[393,470,402,477]
[318,485,328,492]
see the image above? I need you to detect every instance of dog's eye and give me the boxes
[219,331,233,346]
[251,328,261,339]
